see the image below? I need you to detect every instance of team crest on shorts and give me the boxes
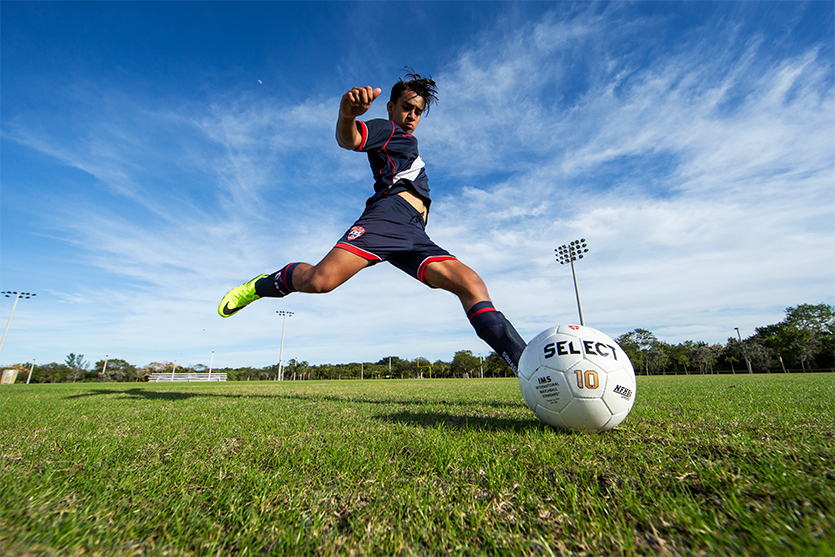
[347,226,365,241]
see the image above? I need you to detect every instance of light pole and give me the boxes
[735,327,753,374]
[0,291,36,363]
[556,240,589,326]
[276,311,294,381]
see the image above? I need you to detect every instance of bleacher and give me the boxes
[148,373,227,382]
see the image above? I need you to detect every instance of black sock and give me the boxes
[467,301,526,375]
[255,263,299,298]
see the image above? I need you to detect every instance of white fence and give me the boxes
[148,373,227,383]
[1,368,20,385]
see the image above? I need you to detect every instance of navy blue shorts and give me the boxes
[335,194,456,285]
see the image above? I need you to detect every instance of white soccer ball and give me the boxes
[518,325,636,432]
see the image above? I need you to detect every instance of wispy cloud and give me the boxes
[422,5,834,346]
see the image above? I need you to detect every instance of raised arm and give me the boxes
[336,86,382,150]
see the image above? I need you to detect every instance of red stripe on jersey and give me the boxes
[357,121,369,151]
[381,121,395,149]
[417,256,458,284]
[380,121,396,185]
[335,242,382,262]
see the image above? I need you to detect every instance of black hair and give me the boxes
[390,68,438,115]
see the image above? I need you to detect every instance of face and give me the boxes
[387,89,425,134]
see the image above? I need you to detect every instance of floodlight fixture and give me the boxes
[0,291,37,362]
[555,240,589,326]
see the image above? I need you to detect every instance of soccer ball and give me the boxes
[518,325,636,432]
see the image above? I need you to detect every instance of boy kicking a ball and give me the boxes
[219,71,526,373]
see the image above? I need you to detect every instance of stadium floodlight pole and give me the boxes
[556,240,589,326]
[0,291,37,363]
[735,327,753,374]
[276,311,294,381]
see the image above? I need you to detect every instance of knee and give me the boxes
[458,270,489,300]
[425,260,489,301]
[303,276,331,294]
[302,270,337,294]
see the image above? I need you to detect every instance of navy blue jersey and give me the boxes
[357,118,430,203]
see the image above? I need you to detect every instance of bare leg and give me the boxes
[291,247,371,294]
[422,258,525,373]
[221,247,371,317]
[421,258,490,311]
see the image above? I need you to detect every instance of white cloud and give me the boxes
[420,8,834,349]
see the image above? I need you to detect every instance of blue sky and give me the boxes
[1,1,833,369]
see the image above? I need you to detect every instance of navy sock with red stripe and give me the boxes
[255,263,299,298]
[467,301,526,375]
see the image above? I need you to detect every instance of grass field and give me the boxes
[1,374,833,556]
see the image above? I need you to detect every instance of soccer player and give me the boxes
[219,71,527,373]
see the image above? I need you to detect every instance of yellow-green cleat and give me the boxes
[218,274,268,317]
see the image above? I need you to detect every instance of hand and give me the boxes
[340,86,382,119]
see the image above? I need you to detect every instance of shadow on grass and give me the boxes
[65,388,200,401]
[372,410,541,432]
[65,387,520,408]
[64,387,541,431]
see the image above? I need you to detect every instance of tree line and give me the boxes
[5,351,513,384]
[5,303,832,383]
[615,303,834,375]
